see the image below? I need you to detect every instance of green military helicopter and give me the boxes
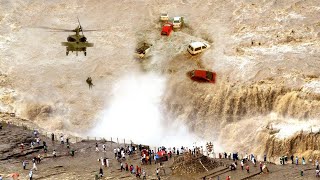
[40,18,96,56]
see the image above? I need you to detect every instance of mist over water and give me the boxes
[89,72,202,148]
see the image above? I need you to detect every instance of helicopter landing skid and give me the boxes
[66,51,86,56]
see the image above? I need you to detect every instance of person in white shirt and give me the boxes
[95,143,99,152]
[53,150,57,158]
[23,160,27,169]
[36,138,40,145]
[121,151,125,159]
[142,170,146,180]
[32,162,37,171]
[60,136,64,144]
[241,160,244,170]
[29,170,33,180]
[114,148,117,158]
[101,157,104,166]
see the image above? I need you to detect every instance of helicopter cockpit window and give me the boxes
[67,36,76,42]
[80,37,87,42]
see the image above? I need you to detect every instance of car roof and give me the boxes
[190,42,205,48]
[173,17,181,20]
[163,22,173,26]
[162,25,171,30]
[193,70,207,76]
[163,25,171,27]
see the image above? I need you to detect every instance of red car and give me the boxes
[189,70,216,83]
[161,22,173,36]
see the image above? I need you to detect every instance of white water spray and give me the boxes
[89,72,203,148]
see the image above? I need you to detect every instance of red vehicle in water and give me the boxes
[161,22,173,36]
[189,70,216,83]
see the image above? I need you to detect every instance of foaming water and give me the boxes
[269,115,320,139]
[216,112,320,160]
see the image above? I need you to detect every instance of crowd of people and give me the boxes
[3,121,320,179]
[203,151,320,179]
[15,129,75,180]
[95,143,173,179]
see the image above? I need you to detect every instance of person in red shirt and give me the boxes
[125,163,128,171]
[136,166,140,178]
[226,175,231,180]
[246,164,250,173]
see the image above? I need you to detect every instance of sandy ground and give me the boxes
[1,0,320,163]
[0,121,175,180]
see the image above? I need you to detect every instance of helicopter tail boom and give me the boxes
[85,43,94,47]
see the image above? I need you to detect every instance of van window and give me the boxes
[206,72,213,80]
[189,45,194,51]
[202,46,206,49]
[174,20,180,23]
[195,47,201,51]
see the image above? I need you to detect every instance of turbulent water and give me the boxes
[1,0,320,160]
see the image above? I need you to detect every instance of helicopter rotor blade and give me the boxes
[47,30,75,32]
[82,30,100,32]
[37,26,73,31]
[77,17,84,36]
